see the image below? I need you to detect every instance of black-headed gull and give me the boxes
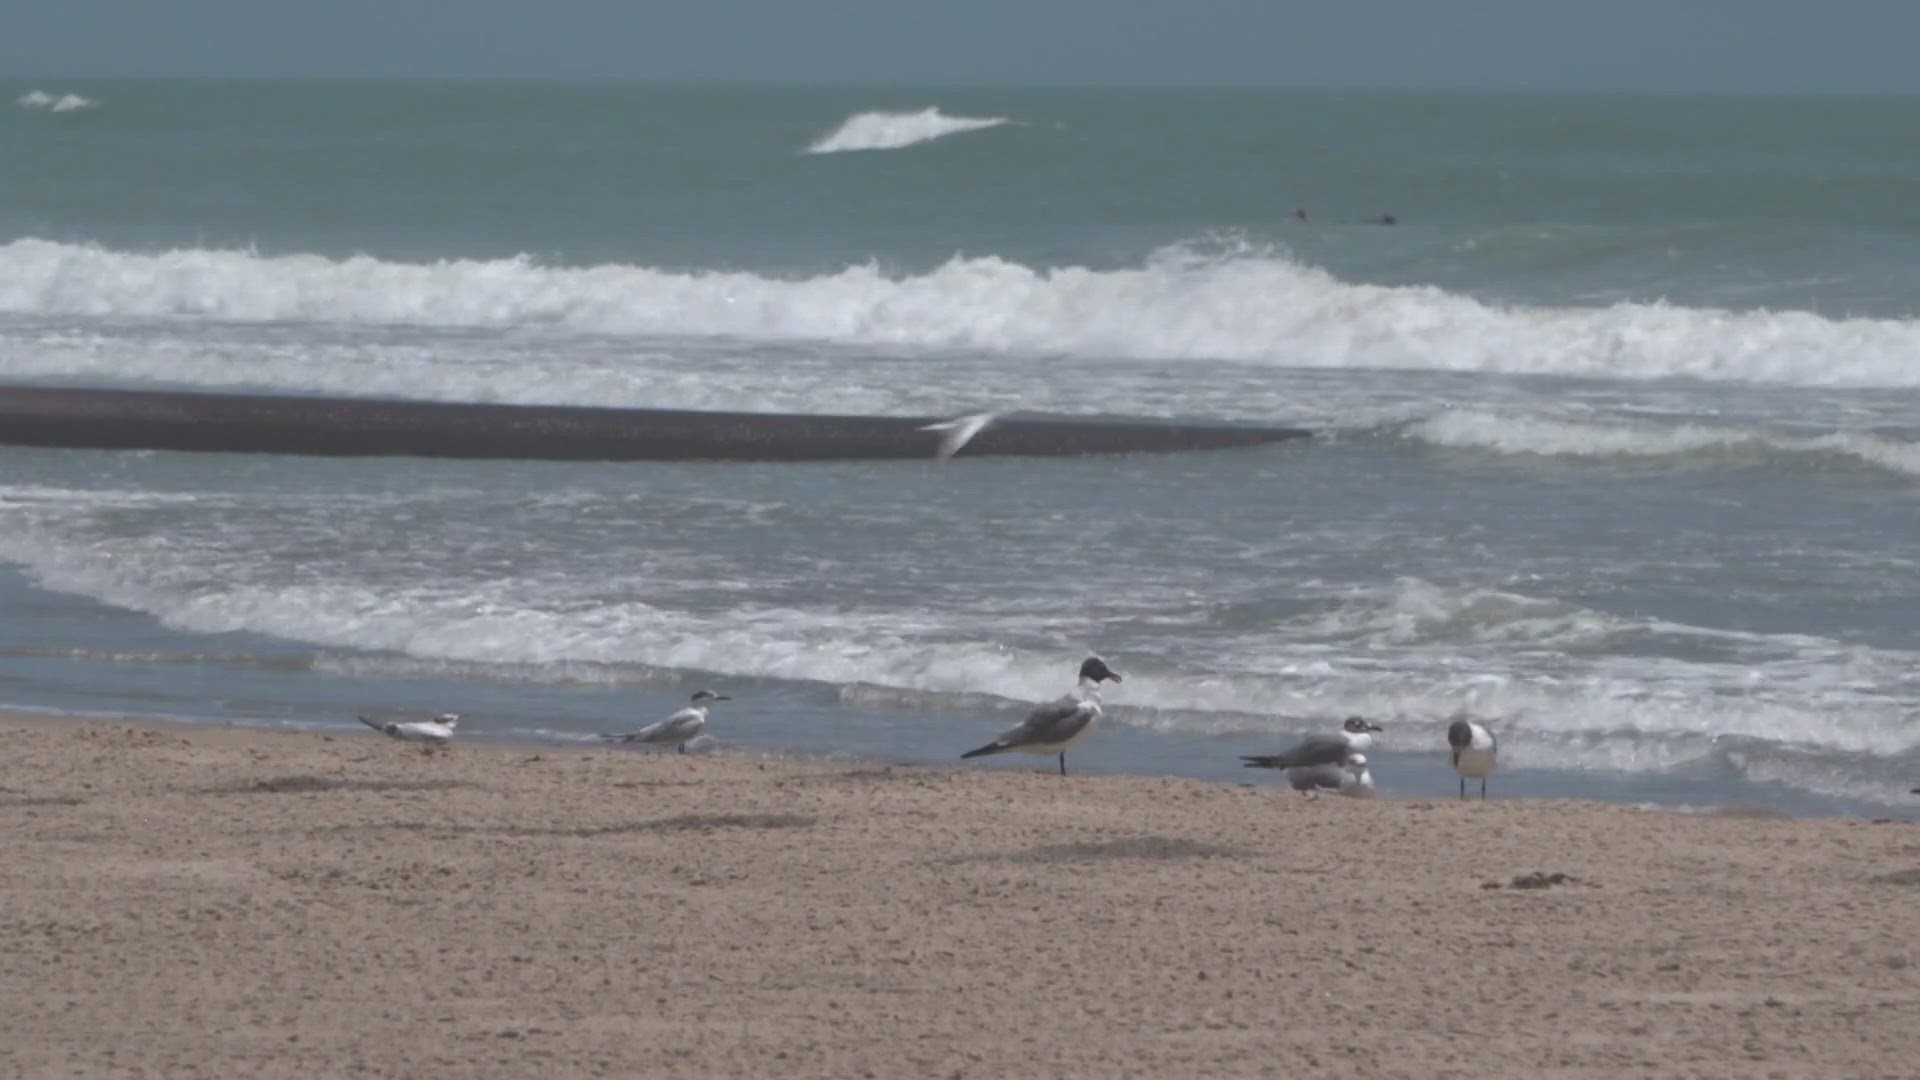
[962,657,1121,776]
[1448,719,1498,800]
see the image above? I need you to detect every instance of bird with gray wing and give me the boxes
[357,712,460,754]
[1447,719,1498,800]
[1241,716,1384,787]
[919,412,997,460]
[603,690,729,753]
[1284,751,1377,798]
[962,656,1120,776]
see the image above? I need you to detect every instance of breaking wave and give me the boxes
[16,90,99,113]
[1404,410,1920,477]
[7,238,1920,388]
[804,108,1008,153]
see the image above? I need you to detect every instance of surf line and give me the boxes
[0,385,1310,462]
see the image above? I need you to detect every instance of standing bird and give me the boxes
[603,690,730,752]
[357,712,460,753]
[1447,719,1498,800]
[962,656,1121,776]
[1241,716,1385,783]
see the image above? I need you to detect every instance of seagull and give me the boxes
[962,656,1121,776]
[919,412,997,460]
[357,712,460,753]
[1447,719,1498,800]
[1281,751,1377,798]
[1241,716,1385,779]
[602,690,730,752]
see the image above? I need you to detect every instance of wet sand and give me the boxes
[3,715,1917,1078]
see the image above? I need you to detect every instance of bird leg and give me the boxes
[1480,779,1488,800]
[1058,753,1067,777]
[1458,777,1466,801]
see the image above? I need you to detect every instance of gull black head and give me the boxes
[691,690,731,704]
[1343,716,1383,734]
[1078,656,1121,684]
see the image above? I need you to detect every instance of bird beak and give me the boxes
[715,695,732,701]
[1106,672,1122,683]
[1367,722,1383,732]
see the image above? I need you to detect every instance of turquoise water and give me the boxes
[13,82,1920,311]
[4,80,1920,813]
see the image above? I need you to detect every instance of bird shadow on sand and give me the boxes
[289,812,817,840]
[0,793,88,807]
[935,835,1251,866]
[209,774,474,796]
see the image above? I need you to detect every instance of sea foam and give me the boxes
[805,108,1008,153]
[3,475,1919,803]
[7,238,1920,389]
[1405,410,1920,477]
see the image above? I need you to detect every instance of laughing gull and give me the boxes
[1447,719,1498,800]
[962,656,1121,776]
[1280,751,1376,798]
[357,712,460,753]
[919,412,997,460]
[602,690,730,753]
[1241,717,1384,779]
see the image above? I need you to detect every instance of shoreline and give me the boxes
[5,712,1918,1078]
[6,701,1910,822]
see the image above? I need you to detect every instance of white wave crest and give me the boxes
[805,108,1008,153]
[1405,410,1920,477]
[1287,577,1632,650]
[16,90,100,113]
[8,238,1920,388]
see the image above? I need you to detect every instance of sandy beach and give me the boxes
[3,715,1917,1079]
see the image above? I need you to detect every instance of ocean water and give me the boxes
[4,79,1920,814]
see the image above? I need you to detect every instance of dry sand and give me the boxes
[3,715,1917,1079]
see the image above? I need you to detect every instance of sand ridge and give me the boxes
[2,716,1917,1078]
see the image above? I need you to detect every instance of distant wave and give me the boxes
[1404,410,1920,477]
[16,90,99,113]
[10,238,1920,388]
[805,108,1008,153]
